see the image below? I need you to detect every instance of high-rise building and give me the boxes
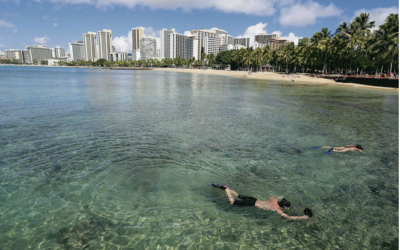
[5,49,23,63]
[189,29,219,59]
[83,32,97,61]
[68,42,85,61]
[255,33,277,44]
[211,28,228,45]
[132,27,144,51]
[98,29,112,61]
[160,28,175,58]
[169,33,186,59]
[184,36,199,60]
[52,47,65,58]
[22,50,32,64]
[227,35,235,45]
[140,37,156,60]
[234,38,250,48]
[26,45,52,64]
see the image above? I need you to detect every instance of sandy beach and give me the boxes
[154,68,399,91]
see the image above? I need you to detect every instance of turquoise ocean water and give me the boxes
[0,66,398,249]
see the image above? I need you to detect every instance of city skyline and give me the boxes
[0,0,398,53]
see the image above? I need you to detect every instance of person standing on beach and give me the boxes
[211,184,313,220]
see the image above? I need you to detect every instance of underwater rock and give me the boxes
[276,145,304,155]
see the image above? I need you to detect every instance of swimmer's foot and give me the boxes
[210,183,229,190]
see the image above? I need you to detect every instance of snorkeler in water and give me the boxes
[211,183,313,220]
[311,144,363,154]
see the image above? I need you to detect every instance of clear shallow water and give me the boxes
[0,66,398,250]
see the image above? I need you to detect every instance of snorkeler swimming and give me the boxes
[311,144,363,154]
[211,183,313,220]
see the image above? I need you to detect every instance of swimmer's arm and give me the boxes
[276,210,309,220]
[225,189,236,205]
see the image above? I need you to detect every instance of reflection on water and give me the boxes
[0,66,398,249]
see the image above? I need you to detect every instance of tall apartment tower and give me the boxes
[169,33,186,59]
[184,36,199,60]
[160,28,175,58]
[131,27,144,51]
[211,28,228,45]
[97,29,112,61]
[140,37,156,60]
[189,29,219,60]
[234,38,250,48]
[83,32,97,61]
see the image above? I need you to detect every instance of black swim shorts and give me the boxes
[233,195,257,206]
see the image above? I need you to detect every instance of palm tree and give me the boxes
[232,50,241,71]
[243,47,254,71]
[371,14,399,75]
[312,28,333,74]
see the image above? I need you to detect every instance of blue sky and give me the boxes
[0,0,398,53]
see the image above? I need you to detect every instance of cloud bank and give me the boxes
[279,1,342,27]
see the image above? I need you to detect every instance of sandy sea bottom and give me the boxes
[0,66,398,249]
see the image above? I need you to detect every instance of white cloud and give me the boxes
[47,0,277,16]
[112,31,131,53]
[112,27,160,52]
[237,22,268,47]
[352,7,398,28]
[43,16,48,20]
[0,20,16,28]
[0,36,3,40]
[10,29,18,33]
[34,36,50,44]
[53,22,58,27]
[279,1,342,27]
[272,31,302,45]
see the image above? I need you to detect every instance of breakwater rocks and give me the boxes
[335,76,399,88]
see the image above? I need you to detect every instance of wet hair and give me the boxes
[356,144,363,150]
[278,198,291,208]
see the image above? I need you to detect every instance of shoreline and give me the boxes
[154,68,398,91]
[1,64,397,91]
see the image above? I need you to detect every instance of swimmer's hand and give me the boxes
[304,208,313,217]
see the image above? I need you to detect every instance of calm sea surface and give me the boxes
[0,66,398,249]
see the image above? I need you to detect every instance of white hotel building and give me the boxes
[69,42,85,61]
[27,45,52,64]
[140,37,156,60]
[189,29,220,59]
[184,36,199,60]
[83,32,97,62]
[160,28,175,59]
[169,33,186,59]
[98,29,112,61]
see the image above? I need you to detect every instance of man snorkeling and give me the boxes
[320,144,363,154]
[211,184,313,220]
